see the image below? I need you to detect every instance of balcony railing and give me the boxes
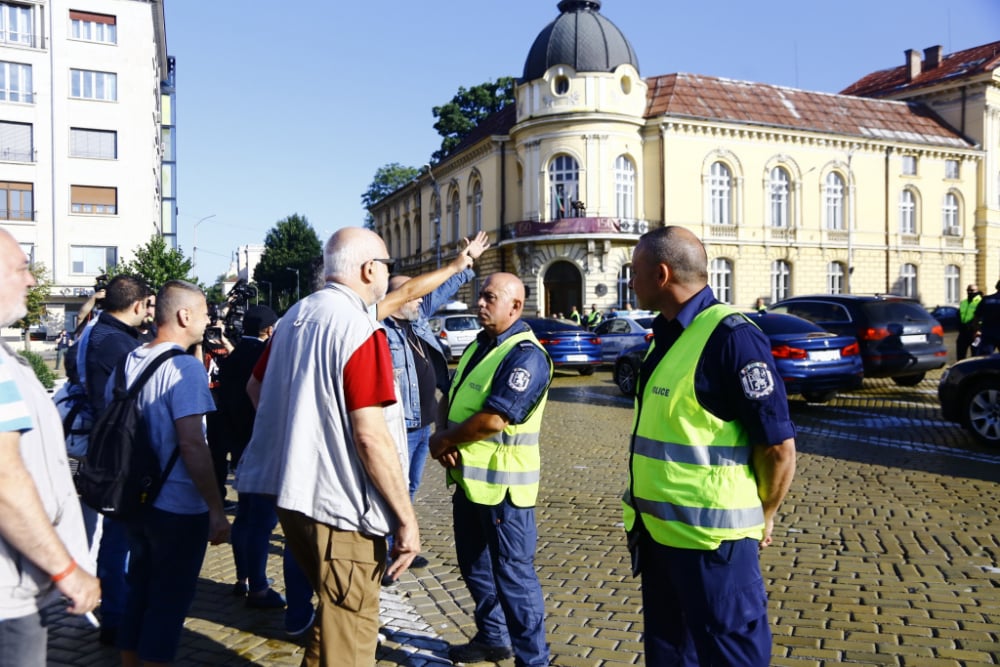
[509,217,648,239]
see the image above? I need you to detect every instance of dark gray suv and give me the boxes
[769,295,948,386]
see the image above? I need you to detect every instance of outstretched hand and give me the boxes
[461,231,491,261]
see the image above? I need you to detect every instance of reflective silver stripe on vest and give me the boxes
[447,422,540,446]
[635,496,764,530]
[460,465,540,486]
[633,435,750,467]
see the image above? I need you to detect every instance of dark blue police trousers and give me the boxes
[639,535,771,666]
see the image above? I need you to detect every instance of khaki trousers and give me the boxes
[277,509,386,667]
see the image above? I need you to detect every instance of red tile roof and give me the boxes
[841,40,1000,98]
[644,72,970,148]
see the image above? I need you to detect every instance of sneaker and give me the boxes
[410,555,429,568]
[245,588,286,609]
[285,608,315,637]
[448,640,514,664]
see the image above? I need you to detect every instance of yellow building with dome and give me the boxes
[370,0,991,316]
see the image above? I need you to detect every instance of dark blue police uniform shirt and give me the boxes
[641,286,796,447]
[458,319,551,425]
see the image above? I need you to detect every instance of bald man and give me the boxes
[430,273,553,666]
[237,227,419,666]
[623,226,796,666]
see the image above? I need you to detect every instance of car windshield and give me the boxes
[523,318,585,333]
[447,316,480,331]
[749,313,825,335]
[635,317,655,329]
[866,301,933,322]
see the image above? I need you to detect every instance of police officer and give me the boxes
[569,305,582,325]
[623,226,796,666]
[429,272,552,667]
[957,283,983,359]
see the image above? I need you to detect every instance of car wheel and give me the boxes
[891,373,926,387]
[614,358,639,396]
[965,380,1000,446]
[802,390,836,404]
[578,366,595,376]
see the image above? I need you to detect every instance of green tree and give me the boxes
[113,235,195,289]
[431,77,515,162]
[17,263,51,351]
[360,163,420,228]
[253,214,322,314]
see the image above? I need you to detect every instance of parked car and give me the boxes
[768,295,947,386]
[593,316,655,363]
[522,317,602,375]
[938,355,1000,446]
[613,311,864,403]
[927,305,960,332]
[428,313,481,360]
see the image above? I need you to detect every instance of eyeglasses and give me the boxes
[371,258,396,272]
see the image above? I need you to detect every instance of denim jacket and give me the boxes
[383,268,474,429]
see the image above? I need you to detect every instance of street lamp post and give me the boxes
[286,267,300,303]
[192,213,217,273]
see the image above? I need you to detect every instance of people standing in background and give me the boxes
[957,284,982,360]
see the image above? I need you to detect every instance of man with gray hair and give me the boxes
[0,229,99,666]
[238,227,420,666]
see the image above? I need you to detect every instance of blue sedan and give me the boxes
[522,317,602,376]
[613,311,863,403]
[593,316,655,363]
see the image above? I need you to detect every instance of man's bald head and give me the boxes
[476,272,525,337]
[322,227,391,305]
[636,226,708,286]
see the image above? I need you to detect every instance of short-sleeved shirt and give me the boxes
[110,343,217,515]
[458,320,551,425]
[641,286,796,447]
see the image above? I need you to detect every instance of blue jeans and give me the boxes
[120,508,209,663]
[639,535,771,667]
[407,425,432,499]
[96,516,130,630]
[453,488,548,667]
[0,612,45,667]
[231,492,279,592]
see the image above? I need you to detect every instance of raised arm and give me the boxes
[375,231,490,319]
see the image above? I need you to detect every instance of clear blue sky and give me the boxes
[163,0,1000,284]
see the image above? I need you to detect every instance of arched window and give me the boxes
[945,265,960,304]
[769,167,790,228]
[615,155,635,220]
[709,257,733,304]
[392,223,401,258]
[942,192,959,235]
[618,263,635,308]
[771,260,791,302]
[710,162,732,225]
[472,181,482,234]
[404,219,412,257]
[824,172,845,230]
[548,155,579,220]
[827,262,845,294]
[450,191,460,243]
[899,188,917,235]
[900,263,917,298]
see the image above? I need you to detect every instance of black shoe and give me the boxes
[245,587,286,609]
[448,640,514,663]
[233,577,274,597]
[381,572,397,587]
[410,555,429,568]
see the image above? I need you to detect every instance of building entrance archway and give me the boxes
[543,260,582,319]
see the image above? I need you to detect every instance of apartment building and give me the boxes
[0,0,171,332]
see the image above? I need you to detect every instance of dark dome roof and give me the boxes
[522,1,639,82]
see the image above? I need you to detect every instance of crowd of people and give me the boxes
[0,223,800,667]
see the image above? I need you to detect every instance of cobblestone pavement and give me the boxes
[45,365,1000,666]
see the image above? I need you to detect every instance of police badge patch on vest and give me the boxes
[508,368,531,392]
[739,361,775,399]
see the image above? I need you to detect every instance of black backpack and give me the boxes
[77,348,185,520]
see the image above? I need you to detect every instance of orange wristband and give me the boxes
[51,559,77,582]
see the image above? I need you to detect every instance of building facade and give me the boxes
[0,0,171,332]
[370,0,987,317]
